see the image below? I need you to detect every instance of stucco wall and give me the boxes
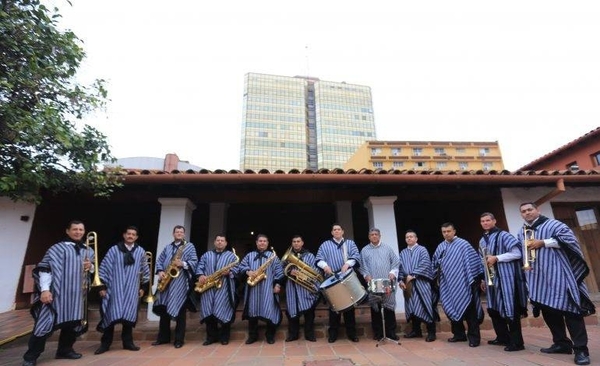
[0,197,36,313]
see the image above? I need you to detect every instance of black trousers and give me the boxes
[328,309,356,338]
[370,305,397,338]
[450,300,480,344]
[100,322,134,347]
[248,317,277,340]
[541,306,588,353]
[156,305,187,343]
[488,308,523,347]
[205,316,231,342]
[287,309,316,339]
[23,326,77,362]
[411,317,436,335]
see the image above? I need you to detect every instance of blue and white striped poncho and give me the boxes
[97,242,150,332]
[195,250,238,324]
[30,240,94,337]
[235,250,284,325]
[432,237,484,322]
[479,228,527,320]
[152,241,198,318]
[283,249,320,318]
[399,244,439,323]
[360,242,399,311]
[518,216,595,316]
[316,238,361,272]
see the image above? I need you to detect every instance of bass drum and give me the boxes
[319,269,367,313]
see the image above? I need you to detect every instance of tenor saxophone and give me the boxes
[156,240,186,292]
[247,247,277,286]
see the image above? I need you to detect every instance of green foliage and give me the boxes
[0,0,121,202]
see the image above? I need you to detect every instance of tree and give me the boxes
[0,0,120,203]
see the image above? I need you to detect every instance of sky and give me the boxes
[50,0,600,171]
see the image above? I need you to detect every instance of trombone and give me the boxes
[82,231,104,327]
[522,226,536,270]
[141,251,156,303]
[479,246,495,287]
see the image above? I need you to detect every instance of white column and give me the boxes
[335,201,354,240]
[206,203,228,251]
[364,196,404,312]
[147,198,196,320]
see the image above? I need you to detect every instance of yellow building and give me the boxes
[344,140,505,171]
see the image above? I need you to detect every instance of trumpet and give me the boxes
[281,246,323,294]
[479,246,495,287]
[522,226,536,270]
[82,231,104,327]
[142,251,156,303]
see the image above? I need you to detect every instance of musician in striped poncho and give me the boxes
[478,213,527,352]
[316,224,361,343]
[518,203,595,366]
[399,230,439,342]
[195,234,238,345]
[360,228,400,341]
[22,220,94,366]
[151,225,198,349]
[234,234,284,344]
[94,226,150,355]
[432,222,484,348]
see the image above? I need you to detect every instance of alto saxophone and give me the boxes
[156,240,186,292]
[247,247,277,286]
[195,248,239,293]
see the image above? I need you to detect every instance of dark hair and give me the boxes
[66,220,84,229]
[480,212,495,219]
[519,202,538,209]
[173,225,185,233]
[332,223,344,230]
[214,233,227,240]
[441,222,455,230]
[405,229,417,236]
[292,235,303,241]
[124,225,139,234]
[256,233,268,241]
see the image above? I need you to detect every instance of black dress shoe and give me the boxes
[469,342,480,347]
[203,339,216,346]
[540,344,572,354]
[94,345,110,355]
[174,341,184,348]
[22,361,36,366]
[348,336,359,342]
[328,336,337,343]
[388,334,400,341]
[266,338,275,344]
[487,339,507,346]
[221,340,229,345]
[151,340,170,346]
[574,351,591,365]
[305,336,316,342]
[245,337,258,345]
[55,351,82,360]
[447,336,467,343]
[425,333,436,342]
[504,344,525,352]
[372,334,382,340]
[404,331,423,339]
[285,336,298,342]
[123,343,140,351]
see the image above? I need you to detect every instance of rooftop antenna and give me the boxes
[305,44,310,79]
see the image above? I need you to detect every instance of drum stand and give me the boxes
[374,295,400,347]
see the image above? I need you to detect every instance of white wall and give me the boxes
[501,186,600,235]
[0,197,36,313]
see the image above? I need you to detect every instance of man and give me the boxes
[152,225,198,348]
[432,222,484,347]
[398,230,439,342]
[360,228,400,341]
[195,234,238,345]
[22,220,94,366]
[519,202,595,365]
[233,234,284,344]
[94,226,150,355]
[282,235,320,342]
[479,213,528,352]
[316,223,361,343]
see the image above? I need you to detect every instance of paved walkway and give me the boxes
[1,323,598,365]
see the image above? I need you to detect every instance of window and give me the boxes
[456,148,466,154]
[576,208,598,230]
[593,151,600,166]
[257,131,268,137]
[391,148,401,156]
[436,162,447,170]
[373,162,383,169]
[413,148,423,156]
[392,161,404,168]
[434,148,446,155]
[479,147,490,156]
[566,161,579,171]
[458,162,469,170]
[414,161,425,169]
[370,148,382,156]
[483,162,493,170]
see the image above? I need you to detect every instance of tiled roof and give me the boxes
[519,127,600,170]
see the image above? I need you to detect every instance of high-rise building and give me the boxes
[240,73,376,171]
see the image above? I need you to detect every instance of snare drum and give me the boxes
[368,278,395,295]
[319,269,367,313]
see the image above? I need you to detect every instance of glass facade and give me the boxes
[240,73,376,171]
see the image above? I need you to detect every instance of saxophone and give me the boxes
[195,248,239,293]
[156,240,186,293]
[247,247,277,286]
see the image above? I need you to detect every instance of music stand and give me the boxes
[373,292,400,347]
